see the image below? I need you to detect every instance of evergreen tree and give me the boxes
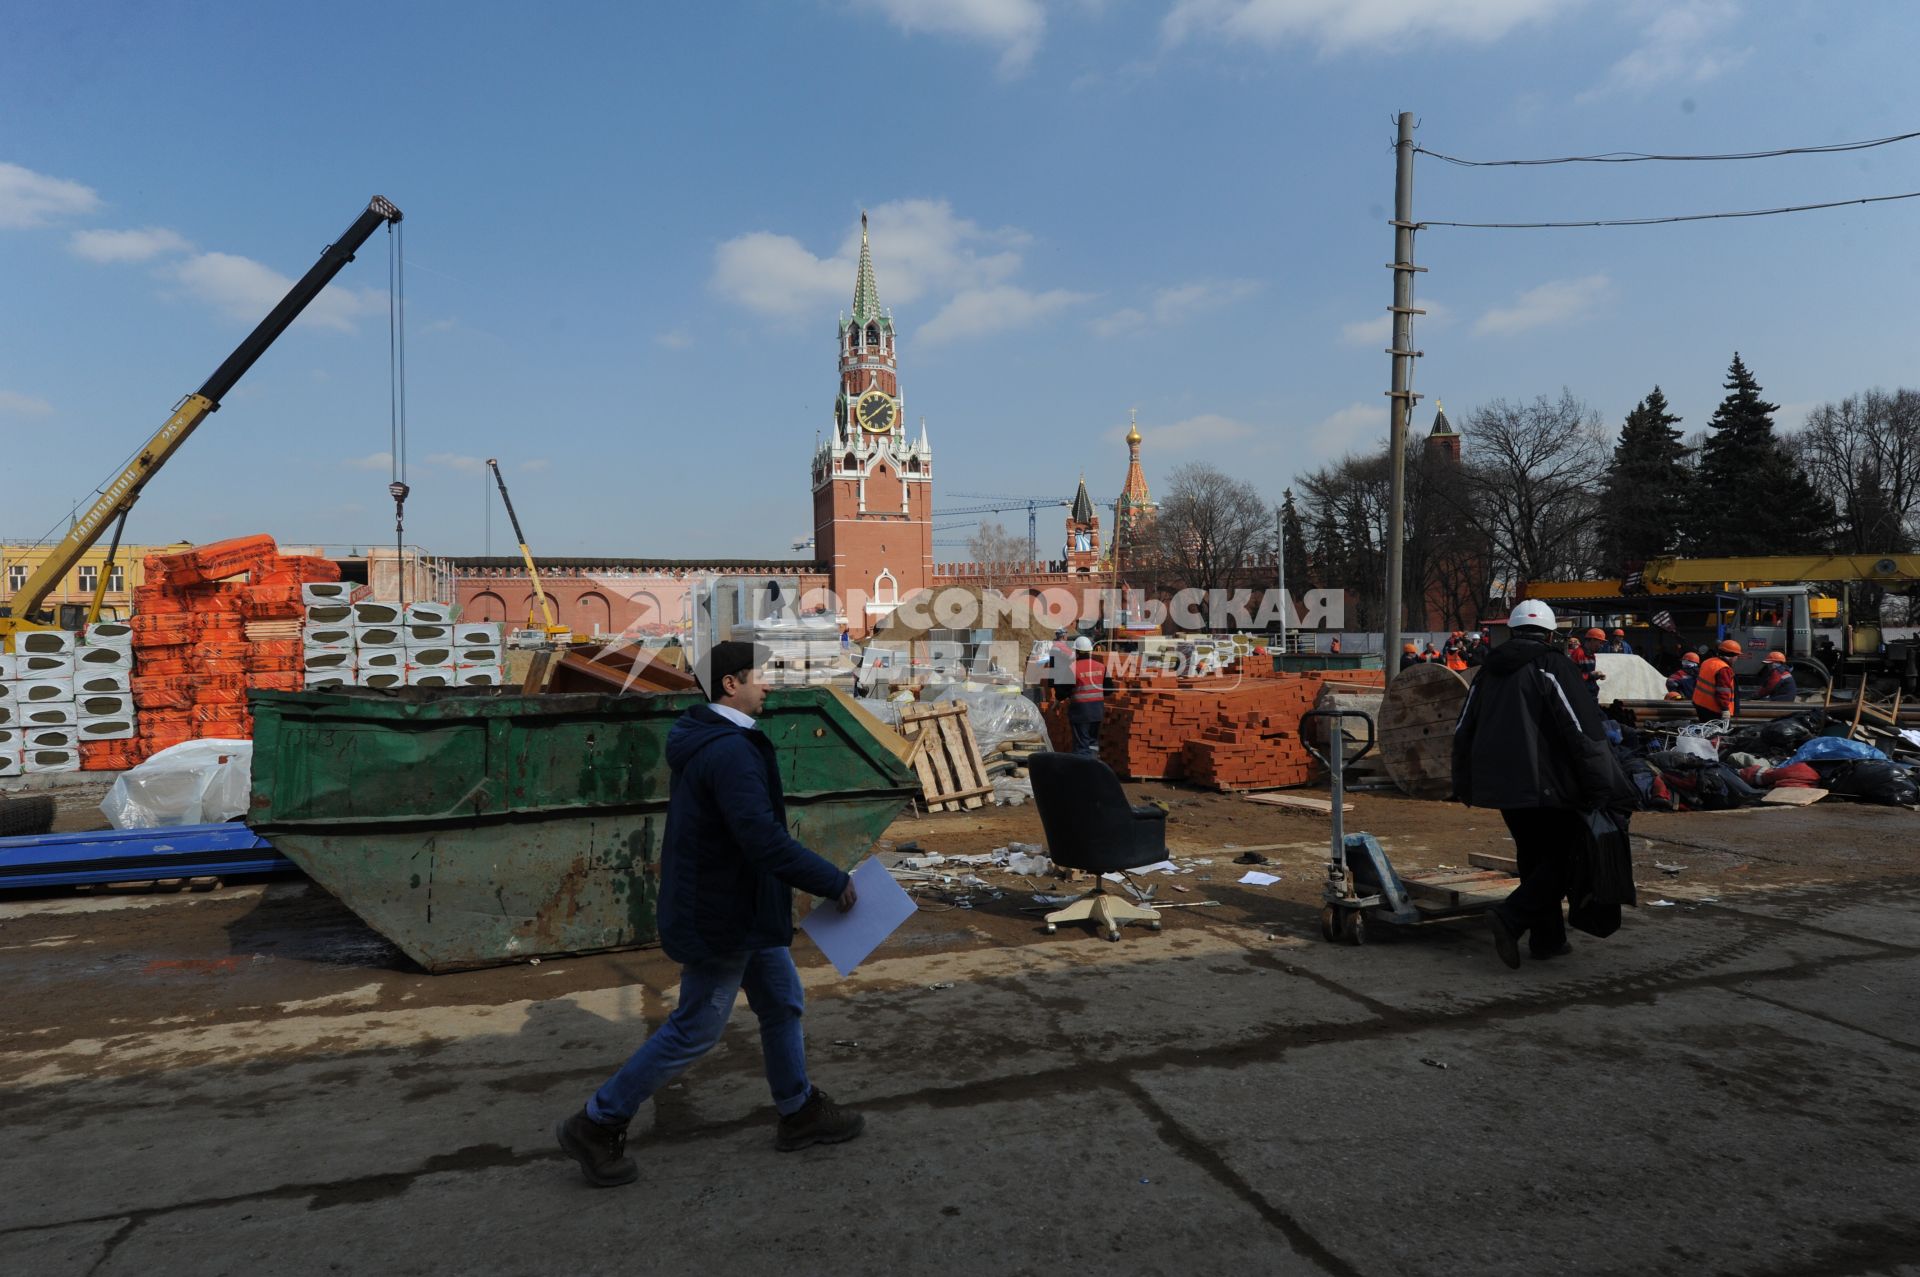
[1596,386,1690,575]
[1687,353,1833,555]
[1279,488,1312,589]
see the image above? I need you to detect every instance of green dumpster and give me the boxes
[248,687,917,972]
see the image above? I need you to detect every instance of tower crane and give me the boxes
[486,459,571,643]
[935,493,1072,561]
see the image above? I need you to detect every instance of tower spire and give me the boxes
[852,210,881,325]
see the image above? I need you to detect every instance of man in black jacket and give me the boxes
[1452,601,1625,968]
[556,641,863,1187]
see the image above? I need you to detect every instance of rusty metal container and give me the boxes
[247,687,916,971]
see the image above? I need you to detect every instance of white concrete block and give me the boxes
[456,646,503,667]
[17,678,73,703]
[404,602,453,625]
[74,645,132,670]
[356,670,404,690]
[355,625,405,648]
[19,702,77,727]
[0,752,20,779]
[75,693,132,719]
[405,647,453,669]
[302,627,356,650]
[0,655,14,680]
[305,603,354,626]
[406,669,455,687]
[85,621,135,648]
[303,672,351,691]
[352,600,403,625]
[76,716,136,740]
[26,726,78,750]
[13,629,77,656]
[357,649,405,671]
[302,650,354,673]
[301,582,353,605]
[74,669,131,695]
[452,666,503,686]
[23,748,79,773]
[453,623,503,647]
[402,623,452,646]
[18,652,75,678]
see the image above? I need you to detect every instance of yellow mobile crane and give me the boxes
[486,458,571,644]
[0,196,403,648]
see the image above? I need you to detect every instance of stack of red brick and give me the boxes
[1050,663,1387,792]
[84,535,340,771]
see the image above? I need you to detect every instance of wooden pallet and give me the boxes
[898,702,995,812]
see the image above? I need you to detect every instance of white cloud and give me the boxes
[169,252,385,331]
[1091,307,1148,338]
[1121,412,1257,453]
[0,161,100,229]
[1583,0,1747,99]
[1472,275,1610,337]
[1092,278,1260,337]
[425,452,489,475]
[68,226,190,263]
[852,0,1046,73]
[1340,298,1448,346]
[1305,401,1390,454]
[518,458,552,473]
[0,389,54,417]
[918,285,1092,346]
[713,199,1074,345]
[1163,0,1564,54]
[656,328,693,350]
[344,451,393,471]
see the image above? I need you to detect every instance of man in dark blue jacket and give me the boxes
[1452,601,1629,969]
[557,641,863,1187]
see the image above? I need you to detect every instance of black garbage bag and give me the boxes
[1824,759,1920,806]
[1759,708,1827,754]
[1568,809,1637,937]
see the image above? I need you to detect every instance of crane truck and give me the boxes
[486,458,571,646]
[0,196,403,648]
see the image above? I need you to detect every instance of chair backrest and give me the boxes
[1027,751,1166,873]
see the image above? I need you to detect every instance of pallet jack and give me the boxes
[1300,709,1519,945]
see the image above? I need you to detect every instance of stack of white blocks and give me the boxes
[299,587,503,690]
[0,627,136,776]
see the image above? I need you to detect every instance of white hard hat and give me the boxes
[1507,599,1557,631]
[1074,636,1093,652]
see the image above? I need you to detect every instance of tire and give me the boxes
[0,795,56,838]
[1320,905,1341,942]
[1341,909,1368,946]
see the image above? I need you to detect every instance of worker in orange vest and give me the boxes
[1068,636,1107,756]
[1443,630,1470,672]
[1329,636,1343,655]
[1692,639,1741,722]
[1570,628,1605,697]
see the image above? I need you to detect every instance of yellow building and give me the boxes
[0,541,191,625]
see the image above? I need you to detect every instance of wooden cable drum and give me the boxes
[1379,662,1474,800]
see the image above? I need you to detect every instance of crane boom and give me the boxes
[1642,554,1920,586]
[486,458,565,639]
[2,196,402,638]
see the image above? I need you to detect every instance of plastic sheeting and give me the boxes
[1784,737,1888,768]
[916,684,1048,752]
[100,739,254,830]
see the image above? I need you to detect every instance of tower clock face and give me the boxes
[855,390,897,434]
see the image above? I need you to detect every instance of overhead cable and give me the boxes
[1422,189,1920,230]
[1414,129,1920,167]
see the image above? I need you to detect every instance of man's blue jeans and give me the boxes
[587,947,811,1126]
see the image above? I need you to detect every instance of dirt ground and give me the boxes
[2,783,1917,1275]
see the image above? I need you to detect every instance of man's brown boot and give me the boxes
[556,1109,638,1187]
[775,1088,865,1152]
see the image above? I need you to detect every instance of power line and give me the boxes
[1421,188,1920,230]
[1413,129,1920,167]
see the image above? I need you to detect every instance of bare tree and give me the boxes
[1153,462,1272,597]
[1457,391,1610,587]
[1790,388,1920,622]
[966,521,1028,566]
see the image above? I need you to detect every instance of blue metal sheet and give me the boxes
[0,823,295,890]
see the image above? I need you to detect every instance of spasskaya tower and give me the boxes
[810,212,933,634]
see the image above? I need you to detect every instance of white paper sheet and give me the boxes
[798,856,918,977]
[1134,859,1178,875]
[1237,870,1281,886]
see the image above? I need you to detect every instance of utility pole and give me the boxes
[1275,505,1287,658]
[1383,110,1423,677]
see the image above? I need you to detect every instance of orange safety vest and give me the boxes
[1693,656,1737,715]
[1445,651,1468,672]
[1072,657,1106,705]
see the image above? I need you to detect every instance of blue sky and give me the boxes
[3,1,1917,559]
